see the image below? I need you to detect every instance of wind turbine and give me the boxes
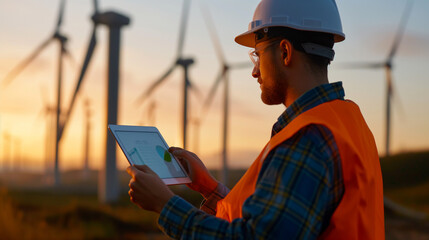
[338,1,424,219]
[1,0,72,186]
[338,0,413,157]
[82,98,92,179]
[2,132,11,172]
[59,0,130,202]
[36,86,56,182]
[13,138,22,172]
[199,1,253,184]
[135,0,197,150]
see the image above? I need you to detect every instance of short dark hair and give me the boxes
[255,27,335,68]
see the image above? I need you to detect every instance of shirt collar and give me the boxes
[272,81,345,136]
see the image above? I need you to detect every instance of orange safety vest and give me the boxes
[216,100,385,239]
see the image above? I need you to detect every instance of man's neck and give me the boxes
[284,71,329,107]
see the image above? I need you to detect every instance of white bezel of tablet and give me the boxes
[109,124,191,185]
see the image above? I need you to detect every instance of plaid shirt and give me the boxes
[158,82,345,239]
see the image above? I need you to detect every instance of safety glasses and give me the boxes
[248,40,281,67]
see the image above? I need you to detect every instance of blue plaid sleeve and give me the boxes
[158,124,343,239]
[200,183,230,215]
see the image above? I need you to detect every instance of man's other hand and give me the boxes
[169,147,218,198]
[126,165,175,213]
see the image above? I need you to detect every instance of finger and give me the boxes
[169,148,194,160]
[177,158,190,174]
[126,165,138,177]
[168,147,183,154]
[177,158,186,166]
[133,164,154,173]
[129,195,135,204]
[128,179,135,189]
[189,151,199,159]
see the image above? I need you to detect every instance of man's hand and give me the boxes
[126,165,175,214]
[169,147,218,198]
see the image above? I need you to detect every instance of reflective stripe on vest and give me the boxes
[215,100,385,239]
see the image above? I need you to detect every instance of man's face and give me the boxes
[251,39,287,105]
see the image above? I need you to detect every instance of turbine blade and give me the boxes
[230,61,253,69]
[199,0,225,63]
[61,26,97,136]
[35,85,50,125]
[2,38,53,88]
[390,79,406,121]
[336,62,385,69]
[56,0,66,31]
[388,0,414,62]
[135,63,177,105]
[386,67,406,121]
[177,0,191,57]
[202,69,224,116]
[188,79,203,101]
[63,47,77,69]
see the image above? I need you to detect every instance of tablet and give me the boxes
[109,125,191,185]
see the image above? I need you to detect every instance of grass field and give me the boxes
[0,151,428,239]
[381,150,429,215]
[0,170,206,240]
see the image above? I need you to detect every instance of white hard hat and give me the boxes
[235,0,345,48]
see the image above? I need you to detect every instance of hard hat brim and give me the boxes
[235,25,345,48]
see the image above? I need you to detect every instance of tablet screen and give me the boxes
[115,130,187,179]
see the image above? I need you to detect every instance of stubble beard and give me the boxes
[260,83,285,105]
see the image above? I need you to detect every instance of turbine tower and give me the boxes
[1,0,72,185]
[135,0,198,150]
[2,132,11,172]
[339,0,413,157]
[199,1,252,184]
[36,85,56,182]
[59,0,130,202]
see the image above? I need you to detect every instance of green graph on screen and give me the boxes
[156,145,172,162]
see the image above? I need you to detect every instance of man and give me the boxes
[127,0,385,239]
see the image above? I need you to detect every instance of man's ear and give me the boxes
[280,39,292,66]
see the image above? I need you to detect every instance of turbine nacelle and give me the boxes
[177,58,195,67]
[53,32,68,43]
[92,11,130,26]
[385,62,393,69]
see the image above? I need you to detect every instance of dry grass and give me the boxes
[0,175,197,240]
[0,187,85,240]
[381,150,429,215]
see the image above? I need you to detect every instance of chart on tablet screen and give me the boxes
[156,145,172,162]
[129,147,145,165]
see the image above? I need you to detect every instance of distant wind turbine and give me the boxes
[1,0,72,185]
[2,132,11,172]
[135,0,200,150]
[199,1,253,184]
[36,85,56,181]
[13,138,22,172]
[58,0,130,203]
[338,0,424,220]
[339,0,413,157]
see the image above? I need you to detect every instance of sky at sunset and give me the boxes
[0,0,428,173]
